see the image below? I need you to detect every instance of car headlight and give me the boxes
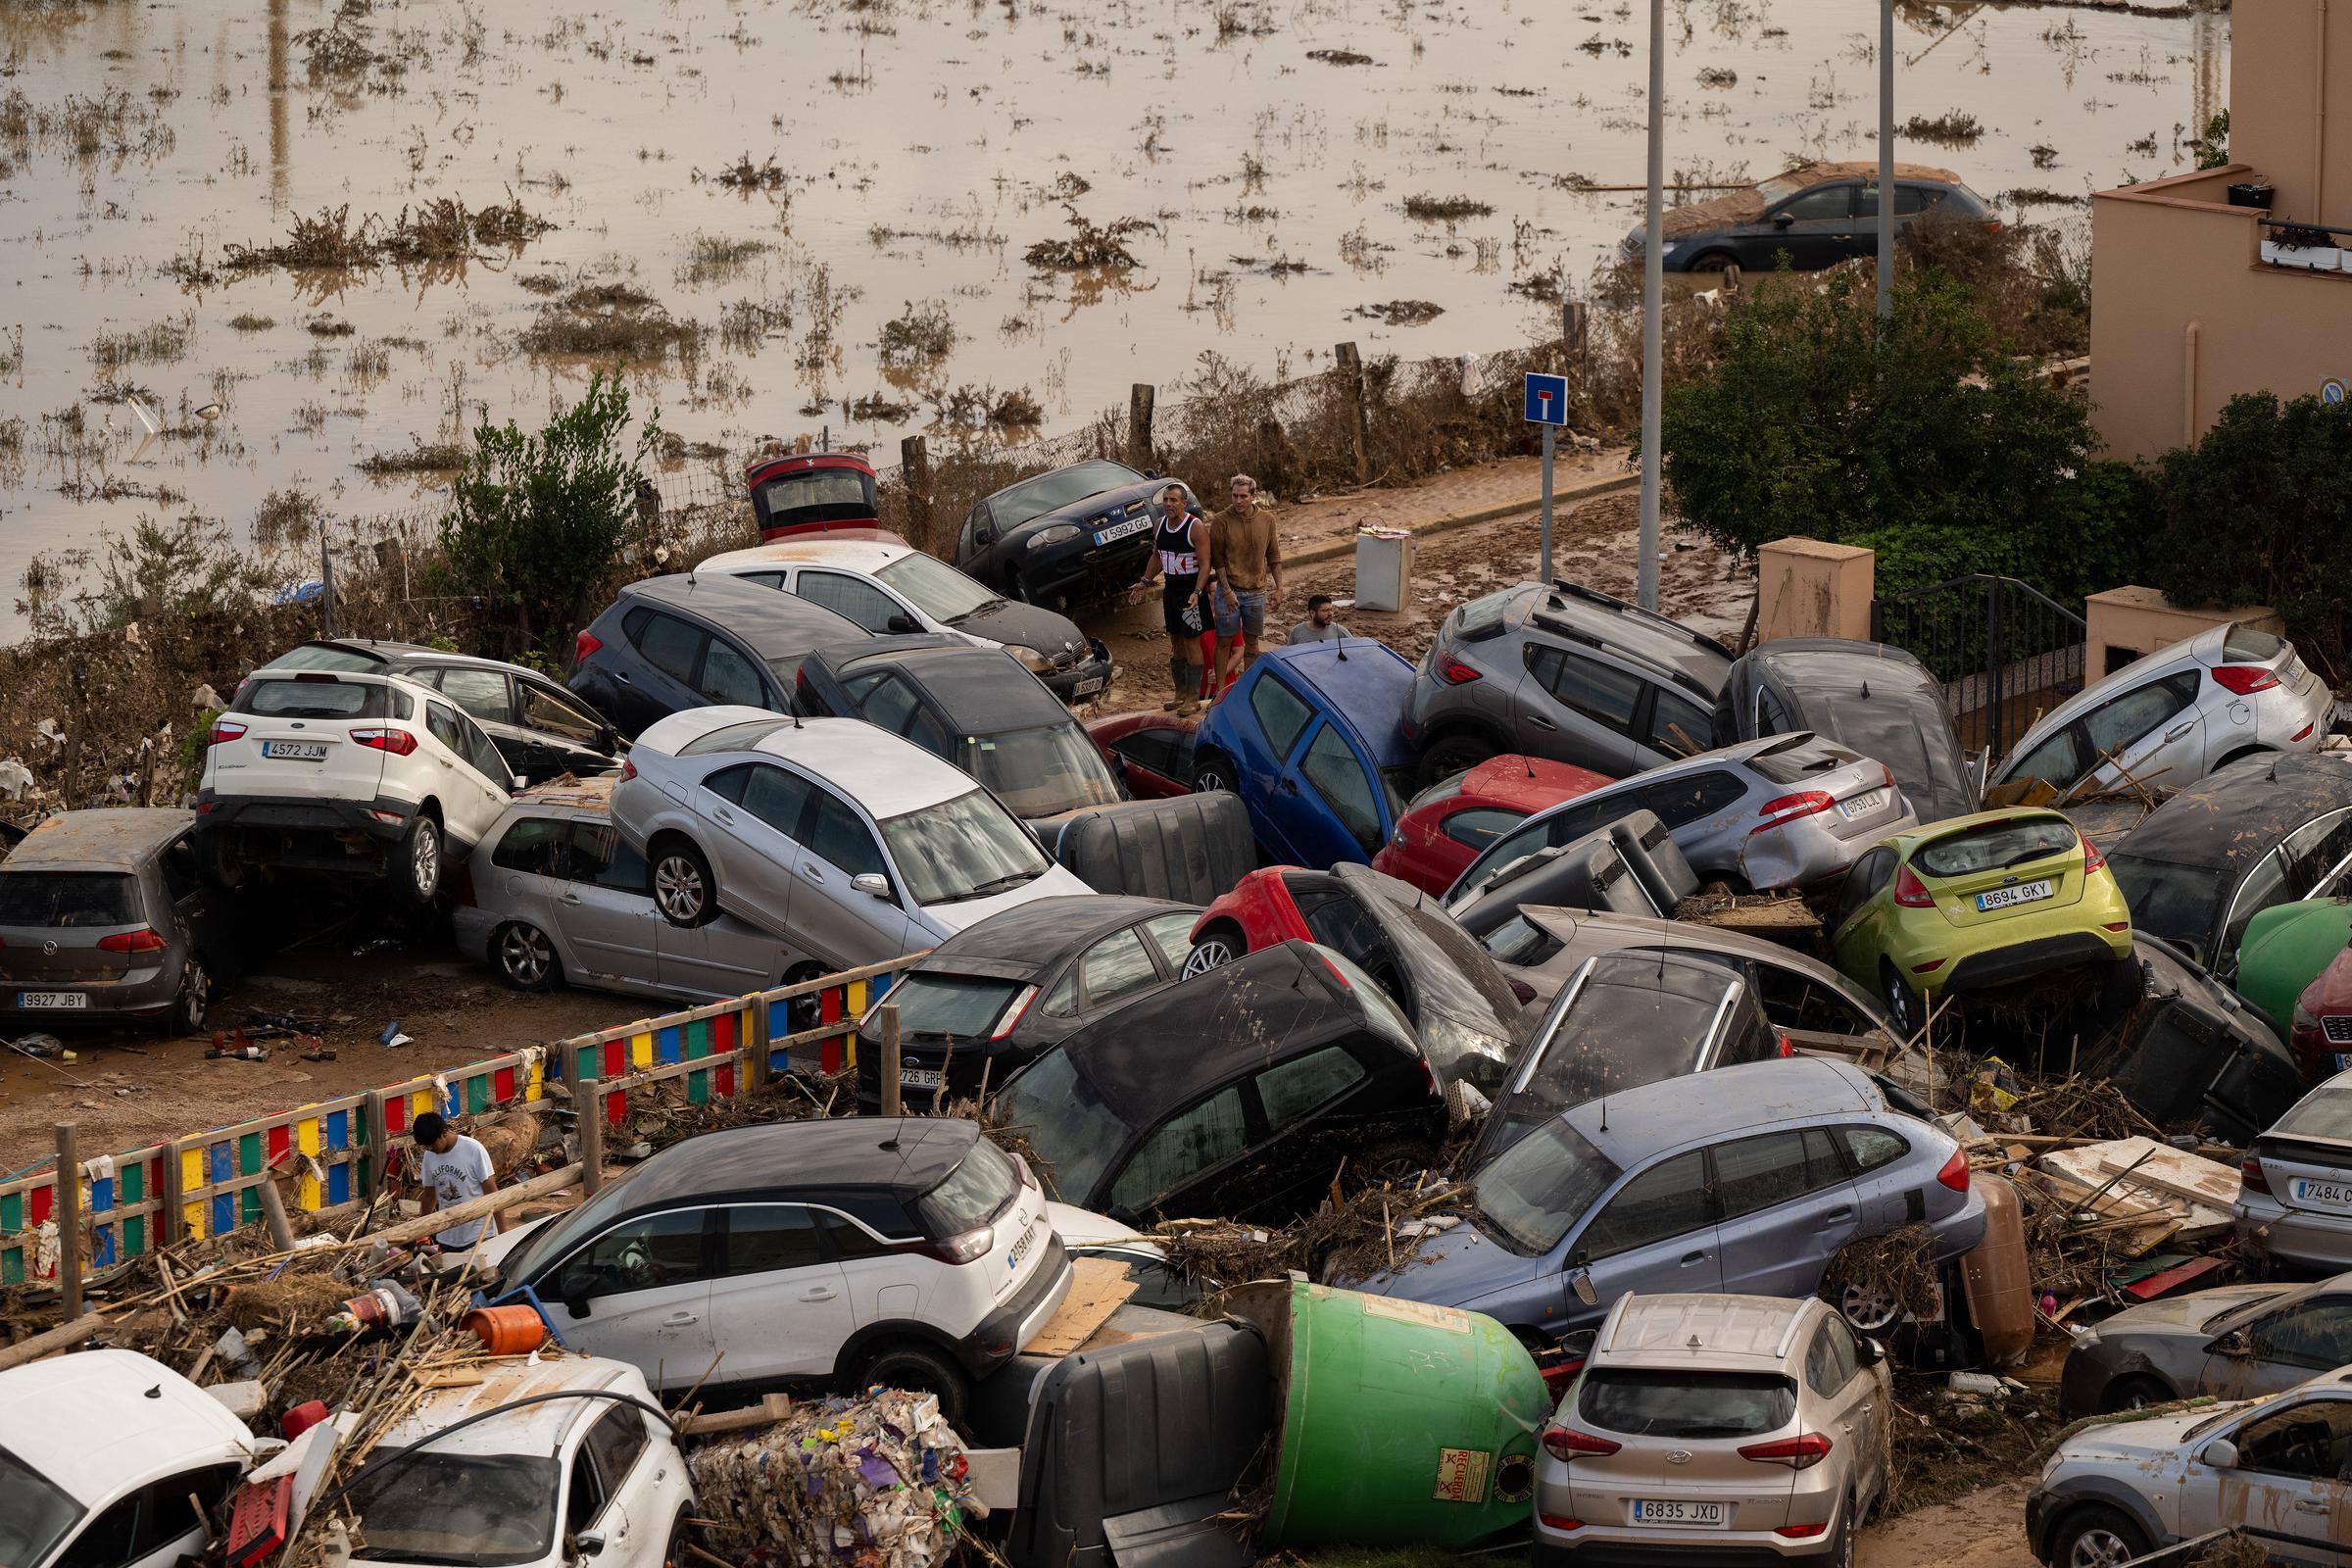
[1422,1014,1515,1095]
[2295,1003,2320,1032]
[1027,523,1082,550]
[1001,644,1054,674]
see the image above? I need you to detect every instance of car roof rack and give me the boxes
[1525,610,1722,703]
[1544,579,1737,662]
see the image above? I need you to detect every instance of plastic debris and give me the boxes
[686,1388,982,1568]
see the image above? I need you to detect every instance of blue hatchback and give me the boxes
[1191,640,1417,867]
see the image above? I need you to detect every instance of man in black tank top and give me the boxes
[1126,482,1214,714]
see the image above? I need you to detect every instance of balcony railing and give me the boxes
[2259,215,2352,274]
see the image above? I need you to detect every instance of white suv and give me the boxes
[479,1117,1072,1426]
[196,670,518,904]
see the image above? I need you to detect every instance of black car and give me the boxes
[1713,638,1979,824]
[260,640,623,785]
[2106,754,2352,978]
[794,636,1127,827]
[955,461,1201,607]
[992,939,1452,1224]
[1627,162,1994,279]
[565,575,870,740]
[853,895,1201,1106]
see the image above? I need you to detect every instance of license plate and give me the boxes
[1093,515,1151,546]
[1838,788,1890,820]
[263,740,328,760]
[19,992,88,1009]
[2337,1052,2352,1072]
[901,1068,943,1088]
[1630,1499,1729,1528]
[1005,1219,1039,1271]
[1072,676,1105,697]
[1976,879,2054,912]
[2290,1176,2352,1211]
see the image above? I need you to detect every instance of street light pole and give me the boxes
[1637,0,1664,612]
[1878,0,1895,319]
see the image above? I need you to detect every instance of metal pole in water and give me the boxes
[1638,0,1664,612]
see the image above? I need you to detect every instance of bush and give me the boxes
[438,372,661,656]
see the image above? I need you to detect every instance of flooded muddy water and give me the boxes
[0,0,2226,628]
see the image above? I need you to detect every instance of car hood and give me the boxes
[1356,1214,1545,1303]
[950,596,1091,656]
[1047,1200,1160,1252]
[472,1211,556,1275]
[2056,1405,2243,1467]
[922,863,1097,935]
[2098,1284,2281,1338]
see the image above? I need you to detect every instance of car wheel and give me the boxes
[651,839,717,928]
[2098,1374,2172,1414]
[1353,1135,1440,1189]
[1880,963,1921,1040]
[2095,955,2143,1015]
[2051,1504,2151,1568]
[1691,250,1741,286]
[782,961,826,1035]
[1837,1278,1904,1335]
[494,923,560,993]
[1183,924,1244,978]
[1191,751,1236,795]
[395,813,443,907]
[1004,569,1031,605]
[166,956,209,1036]
[1416,732,1497,792]
[662,1512,693,1568]
[1826,1503,1855,1568]
[200,834,247,891]
[855,1341,971,1430]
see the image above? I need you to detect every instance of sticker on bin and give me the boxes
[1361,1295,1473,1333]
[1432,1446,1492,1503]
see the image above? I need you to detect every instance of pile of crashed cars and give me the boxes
[13,467,2352,1565]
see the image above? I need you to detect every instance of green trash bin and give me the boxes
[1230,1277,1548,1549]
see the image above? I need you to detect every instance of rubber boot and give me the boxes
[1163,657,1189,710]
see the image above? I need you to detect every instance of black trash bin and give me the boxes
[2229,181,2276,210]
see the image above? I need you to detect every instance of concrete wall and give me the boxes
[2084,586,2283,677]
[2230,0,2352,224]
[1756,538,1873,643]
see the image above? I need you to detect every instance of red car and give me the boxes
[744,451,906,545]
[2291,948,2352,1084]
[1368,755,1612,897]
[1086,711,1200,800]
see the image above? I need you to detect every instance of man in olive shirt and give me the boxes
[1209,472,1282,690]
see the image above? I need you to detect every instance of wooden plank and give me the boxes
[676,1393,794,1436]
[1022,1257,1140,1358]
[2082,1137,2241,1211]
[414,1367,486,1389]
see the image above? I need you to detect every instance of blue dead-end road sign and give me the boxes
[1524,371,1570,426]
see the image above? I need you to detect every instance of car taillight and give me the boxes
[1776,1522,1831,1540]
[2240,1154,2272,1196]
[1541,1425,1621,1460]
[1936,1147,1971,1193]
[1315,951,1352,990]
[1982,219,2003,235]
[1538,1515,1585,1533]
[574,630,603,666]
[1777,1032,1794,1057]
[1439,658,1482,686]
[97,929,169,954]
[619,757,638,782]
[1749,790,1834,836]
[2081,835,2106,875]
[1892,864,1934,906]
[2293,722,2316,743]
[350,728,418,756]
[209,719,248,745]
[990,984,1042,1040]
[924,1224,995,1265]
[1738,1433,1833,1470]
[2212,664,2280,696]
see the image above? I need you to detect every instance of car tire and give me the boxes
[1004,569,1031,605]
[855,1341,970,1430]
[201,833,247,891]
[662,1512,693,1568]
[1825,1501,1855,1568]
[1834,1266,1905,1335]
[1691,250,1741,287]
[651,838,717,928]
[1352,1135,1440,1189]
[395,812,443,908]
[166,956,209,1036]
[1191,751,1237,795]
[2098,1373,2173,1414]
[1416,732,1497,792]
[2049,1503,2151,1568]
[782,960,826,1035]
[494,922,561,993]
[1880,962,1921,1041]
[2095,955,2143,1016]
[1183,923,1245,978]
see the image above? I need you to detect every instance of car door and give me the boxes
[573,1406,654,1564]
[2205,1396,2352,1565]
[795,783,915,968]
[1761,181,1860,269]
[1240,671,1319,862]
[158,829,226,968]
[2198,1294,2352,1403]
[1518,644,1641,774]
[1827,846,1898,978]
[1103,1084,1255,1222]
[694,631,782,712]
[428,666,535,778]
[1710,1127,1861,1299]
[487,813,569,949]
[1241,1043,1377,1216]
[2080,670,2206,796]
[54,1464,245,1568]
[1803,1318,1884,1509]
[1073,924,1170,1019]
[624,607,713,722]
[705,1203,856,1382]
[1852,180,1930,262]
[693,762,812,939]
[1284,720,1390,867]
[543,1207,718,1394]
[1639,683,1716,764]
[798,568,918,634]
[422,701,507,847]
[517,677,618,779]
[447,707,517,845]
[1561,1149,1720,1329]
[554,824,665,990]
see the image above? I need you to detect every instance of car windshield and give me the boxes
[994,1048,1131,1203]
[1383,895,1526,1025]
[1405,771,1472,812]
[1482,913,1565,967]
[958,725,1123,817]
[758,468,871,516]
[878,973,1028,1038]
[1745,734,1853,785]
[994,462,1139,530]
[1471,1116,1621,1254]
[679,718,794,757]
[346,1449,560,1565]
[0,1443,83,1568]
[876,552,999,623]
[235,677,391,718]
[917,1139,1020,1236]
[495,1162,646,1287]
[1756,172,1808,204]
[0,871,140,928]
[265,645,383,672]
[882,788,1051,906]
[1486,977,1721,1152]
[1579,1370,1799,1439]
[1914,817,2076,879]
[2106,855,2228,950]
[2272,1083,2352,1141]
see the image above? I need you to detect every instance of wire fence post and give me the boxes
[318,537,335,637]
[578,1100,604,1198]
[1334,342,1371,485]
[1127,384,1156,469]
[54,1123,81,1319]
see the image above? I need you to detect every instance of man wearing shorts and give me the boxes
[1210,473,1281,693]
[1127,483,1214,714]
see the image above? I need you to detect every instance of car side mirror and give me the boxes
[1559,1328,1597,1361]
[852,872,892,900]
[1568,1266,1599,1307]
[599,726,619,752]
[574,1530,607,1560]
[2212,1329,2254,1359]
[563,1292,592,1320]
[1773,212,1794,228]
[975,527,995,548]
[1856,1337,1885,1367]
[513,774,528,791]
[886,613,922,634]
[2199,1439,2239,1470]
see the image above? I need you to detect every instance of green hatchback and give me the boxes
[1827,808,2135,1037]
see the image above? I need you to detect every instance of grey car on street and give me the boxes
[1443,733,1918,903]
[1404,580,1734,787]
[2057,1273,2352,1418]
[1712,636,1981,825]
[2237,1067,2352,1274]
[0,809,228,1036]
[454,777,788,1004]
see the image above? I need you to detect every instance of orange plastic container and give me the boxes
[463,1304,549,1355]
[1960,1172,2034,1367]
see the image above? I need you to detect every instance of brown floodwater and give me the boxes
[0,0,2226,631]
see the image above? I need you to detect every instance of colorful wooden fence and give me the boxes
[0,954,920,1289]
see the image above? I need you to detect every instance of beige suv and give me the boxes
[1535,1293,1891,1565]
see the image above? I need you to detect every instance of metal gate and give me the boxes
[1871,574,2087,762]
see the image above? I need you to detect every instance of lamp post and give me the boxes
[1637,0,1664,612]
[1878,0,1895,319]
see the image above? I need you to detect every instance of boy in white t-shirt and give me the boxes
[414,1111,500,1252]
